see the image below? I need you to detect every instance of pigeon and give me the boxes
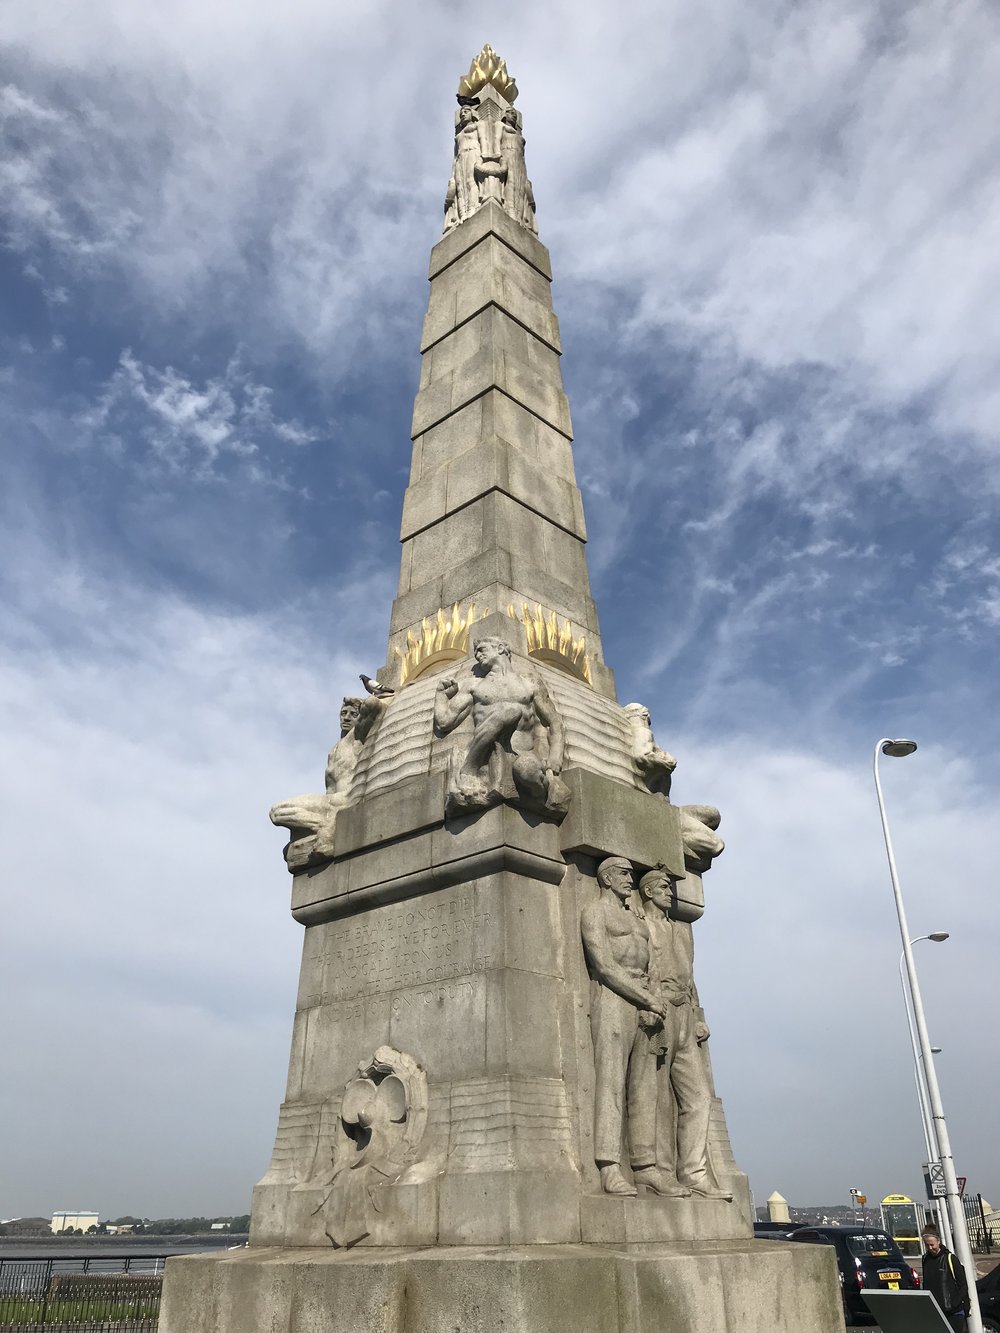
[360,674,395,699]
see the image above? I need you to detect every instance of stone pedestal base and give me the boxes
[159,1240,846,1333]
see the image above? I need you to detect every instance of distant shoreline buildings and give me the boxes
[50,1211,99,1234]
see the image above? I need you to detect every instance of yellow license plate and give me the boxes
[879,1272,902,1282]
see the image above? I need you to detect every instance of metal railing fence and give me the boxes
[0,1257,163,1330]
[963,1194,996,1254]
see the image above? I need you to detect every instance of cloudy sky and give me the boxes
[2,0,998,1221]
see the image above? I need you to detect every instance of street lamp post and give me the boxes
[874,739,982,1333]
[899,936,954,1250]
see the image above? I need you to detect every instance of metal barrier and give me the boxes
[0,1257,163,1329]
[963,1194,996,1254]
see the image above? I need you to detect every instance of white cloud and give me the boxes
[76,350,317,477]
[0,520,389,1216]
[3,0,998,447]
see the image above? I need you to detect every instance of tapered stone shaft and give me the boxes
[387,199,608,688]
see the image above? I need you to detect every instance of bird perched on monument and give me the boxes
[360,674,395,699]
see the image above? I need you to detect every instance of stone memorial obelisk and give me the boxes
[160,46,844,1333]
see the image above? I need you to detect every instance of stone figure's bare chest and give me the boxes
[472,674,533,707]
[603,900,650,951]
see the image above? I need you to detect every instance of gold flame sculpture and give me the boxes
[396,603,490,685]
[458,44,518,103]
[507,602,592,684]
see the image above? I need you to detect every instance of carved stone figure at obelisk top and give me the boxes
[443,44,537,234]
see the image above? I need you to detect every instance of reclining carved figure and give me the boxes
[269,695,386,870]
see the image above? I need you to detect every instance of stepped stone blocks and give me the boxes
[159,45,845,1333]
[393,201,601,675]
[161,1242,844,1333]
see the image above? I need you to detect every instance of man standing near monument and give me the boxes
[581,857,667,1196]
[638,867,732,1200]
[922,1225,972,1329]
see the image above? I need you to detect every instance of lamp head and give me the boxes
[881,739,917,757]
[928,931,950,942]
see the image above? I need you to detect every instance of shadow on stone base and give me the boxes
[159,1239,846,1333]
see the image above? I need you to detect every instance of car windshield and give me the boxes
[846,1234,901,1260]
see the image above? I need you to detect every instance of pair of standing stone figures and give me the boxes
[582,856,731,1200]
[444,103,537,234]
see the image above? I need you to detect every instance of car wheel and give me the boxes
[981,1319,1000,1333]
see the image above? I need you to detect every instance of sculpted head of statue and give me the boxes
[624,702,652,728]
[597,856,634,900]
[340,697,364,735]
[638,866,675,914]
[472,636,512,673]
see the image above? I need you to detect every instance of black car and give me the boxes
[752,1220,801,1238]
[783,1226,920,1326]
[978,1261,1000,1333]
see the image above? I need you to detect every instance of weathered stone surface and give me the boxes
[334,771,446,856]
[421,234,560,353]
[412,394,577,485]
[400,435,586,542]
[430,198,552,281]
[410,341,573,440]
[560,765,687,877]
[579,1192,751,1244]
[419,306,561,392]
[159,1242,846,1333]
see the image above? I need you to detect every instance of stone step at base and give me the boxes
[159,1240,846,1333]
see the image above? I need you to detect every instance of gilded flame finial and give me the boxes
[396,603,490,685]
[458,44,518,103]
[507,602,592,685]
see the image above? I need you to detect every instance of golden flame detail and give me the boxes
[396,603,489,685]
[458,44,518,103]
[507,602,592,684]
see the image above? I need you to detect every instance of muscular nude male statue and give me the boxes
[433,635,569,817]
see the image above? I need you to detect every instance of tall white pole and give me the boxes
[899,947,954,1250]
[874,740,981,1333]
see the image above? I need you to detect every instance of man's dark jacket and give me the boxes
[922,1245,971,1317]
